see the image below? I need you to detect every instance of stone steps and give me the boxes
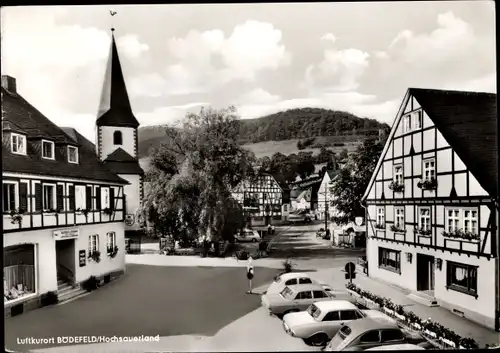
[57,279,87,304]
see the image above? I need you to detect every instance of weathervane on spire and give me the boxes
[109,10,117,32]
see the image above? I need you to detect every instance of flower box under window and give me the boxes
[390,225,406,233]
[389,181,405,193]
[374,223,386,230]
[442,229,479,242]
[415,228,431,236]
[417,178,437,190]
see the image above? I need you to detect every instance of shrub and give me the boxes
[236,250,249,260]
[282,257,294,273]
[41,291,59,306]
[259,241,268,251]
[82,276,100,292]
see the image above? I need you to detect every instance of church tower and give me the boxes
[96,28,144,233]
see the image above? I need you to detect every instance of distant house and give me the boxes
[290,175,322,212]
[232,172,285,226]
[362,88,498,330]
[317,170,339,221]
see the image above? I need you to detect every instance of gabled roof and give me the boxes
[410,88,497,197]
[96,31,140,128]
[2,86,128,184]
[105,148,137,162]
[103,147,144,175]
[362,88,497,200]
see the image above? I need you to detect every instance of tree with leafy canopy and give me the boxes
[330,139,384,225]
[139,106,257,243]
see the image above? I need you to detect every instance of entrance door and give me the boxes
[416,254,435,292]
[55,239,76,282]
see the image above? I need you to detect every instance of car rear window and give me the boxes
[339,325,352,338]
[281,286,294,299]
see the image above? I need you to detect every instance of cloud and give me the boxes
[129,20,291,98]
[117,34,150,58]
[136,102,210,127]
[234,88,281,105]
[1,7,150,122]
[321,33,337,44]
[305,46,370,92]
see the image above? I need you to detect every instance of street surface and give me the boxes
[5,223,364,352]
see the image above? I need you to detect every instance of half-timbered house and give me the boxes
[362,88,499,330]
[232,172,285,226]
[2,29,143,317]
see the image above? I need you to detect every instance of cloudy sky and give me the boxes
[1,2,496,143]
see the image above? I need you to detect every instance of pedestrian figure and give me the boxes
[267,223,272,236]
[246,256,254,294]
[271,225,275,235]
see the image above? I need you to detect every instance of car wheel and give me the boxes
[309,333,328,347]
[252,238,257,242]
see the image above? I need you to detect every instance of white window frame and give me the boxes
[445,208,479,235]
[75,185,86,210]
[67,146,79,164]
[88,234,99,255]
[376,207,385,226]
[395,207,405,229]
[3,181,19,213]
[423,159,436,181]
[445,208,461,233]
[42,184,56,212]
[418,207,431,231]
[11,133,27,155]
[403,114,412,133]
[41,140,55,160]
[412,110,422,130]
[106,232,116,253]
[393,165,403,184]
[101,187,110,209]
[463,209,478,235]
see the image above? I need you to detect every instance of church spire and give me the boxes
[96,28,139,128]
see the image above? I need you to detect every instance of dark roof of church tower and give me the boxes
[96,30,140,128]
[104,148,144,175]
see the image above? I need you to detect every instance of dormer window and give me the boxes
[113,131,123,145]
[68,146,79,164]
[42,140,55,160]
[11,133,27,155]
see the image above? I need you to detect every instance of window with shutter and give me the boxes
[110,188,115,210]
[95,187,102,210]
[19,182,28,212]
[86,186,92,210]
[35,183,43,212]
[68,185,75,211]
[56,185,64,211]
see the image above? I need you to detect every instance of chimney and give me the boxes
[1,75,17,93]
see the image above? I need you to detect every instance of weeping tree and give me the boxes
[139,106,256,243]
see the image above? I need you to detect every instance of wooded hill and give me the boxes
[138,107,390,158]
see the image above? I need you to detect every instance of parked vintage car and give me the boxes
[288,210,312,223]
[365,343,426,350]
[261,284,333,316]
[282,300,367,346]
[324,317,433,351]
[234,229,260,242]
[265,273,354,303]
[266,272,329,295]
